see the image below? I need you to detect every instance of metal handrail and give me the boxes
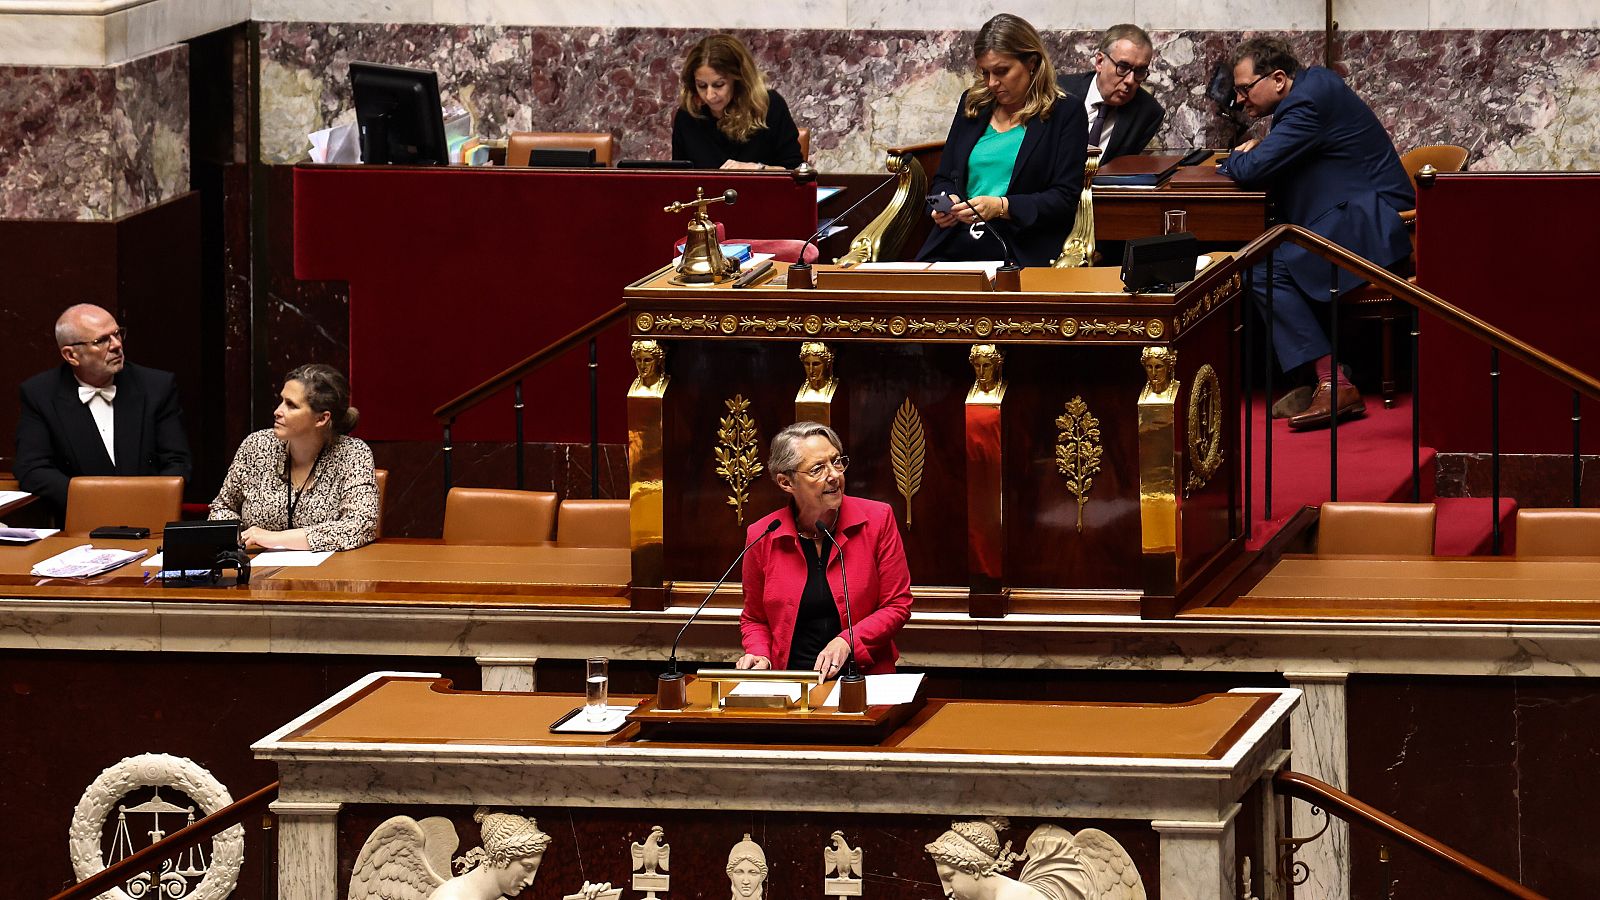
[433,303,628,422]
[1275,771,1546,898]
[50,781,280,900]
[1236,224,1600,403]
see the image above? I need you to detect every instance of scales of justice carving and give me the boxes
[631,825,671,899]
[70,753,244,900]
[924,818,1145,900]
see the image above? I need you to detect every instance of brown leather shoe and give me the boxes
[1288,381,1365,430]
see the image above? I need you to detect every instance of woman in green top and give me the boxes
[917,14,1088,267]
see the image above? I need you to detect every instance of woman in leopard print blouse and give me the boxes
[209,364,378,551]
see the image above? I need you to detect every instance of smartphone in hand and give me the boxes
[925,192,956,215]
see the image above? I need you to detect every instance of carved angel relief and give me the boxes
[924,817,1146,900]
[348,807,551,900]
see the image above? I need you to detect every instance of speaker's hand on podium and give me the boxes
[815,637,852,681]
[735,654,771,670]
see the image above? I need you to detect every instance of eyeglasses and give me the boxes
[66,327,128,349]
[1103,58,1151,81]
[1233,72,1273,100]
[796,455,849,480]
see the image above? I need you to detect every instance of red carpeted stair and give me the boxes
[1243,393,1516,554]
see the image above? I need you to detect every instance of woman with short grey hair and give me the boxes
[737,421,914,678]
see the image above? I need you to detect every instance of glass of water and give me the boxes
[1164,209,1188,234]
[585,656,609,721]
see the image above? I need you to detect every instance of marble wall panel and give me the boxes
[0,45,188,221]
[256,24,1600,174]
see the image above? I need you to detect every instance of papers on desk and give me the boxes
[0,527,57,545]
[0,490,31,507]
[853,260,1007,279]
[31,544,148,578]
[823,672,925,707]
[142,549,332,569]
[728,681,804,704]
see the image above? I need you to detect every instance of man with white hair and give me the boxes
[15,303,191,515]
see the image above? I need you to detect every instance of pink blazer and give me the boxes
[739,495,914,673]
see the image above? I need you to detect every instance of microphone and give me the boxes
[813,517,861,682]
[658,518,780,709]
[788,174,901,287]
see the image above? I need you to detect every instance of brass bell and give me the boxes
[665,188,739,285]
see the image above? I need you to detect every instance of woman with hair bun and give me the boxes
[672,33,803,170]
[209,363,379,551]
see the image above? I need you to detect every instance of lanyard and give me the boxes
[284,445,326,529]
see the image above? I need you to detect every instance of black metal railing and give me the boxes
[1234,224,1600,544]
[50,781,279,900]
[432,304,626,498]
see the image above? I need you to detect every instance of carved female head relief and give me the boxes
[726,833,769,900]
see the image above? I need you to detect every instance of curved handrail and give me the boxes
[433,303,628,422]
[1238,224,1600,403]
[50,781,280,900]
[1275,771,1546,899]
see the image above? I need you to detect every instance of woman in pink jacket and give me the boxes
[737,422,914,678]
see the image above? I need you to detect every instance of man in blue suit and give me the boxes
[1221,36,1414,430]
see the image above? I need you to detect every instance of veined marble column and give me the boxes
[271,800,341,900]
[477,655,539,691]
[1152,804,1238,900]
[1283,671,1350,900]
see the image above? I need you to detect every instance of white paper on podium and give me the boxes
[143,550,331,568]
[822,672,925,707]
[727,681,803,703]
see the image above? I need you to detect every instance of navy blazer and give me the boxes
[1058,71,1165,163]
[1222,66,1414,297]
[917,93,1088,267]
[15,362,192,514]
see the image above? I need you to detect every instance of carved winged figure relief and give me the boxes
[630,825,671,875]
[824,831,863,879]
[925,819,1146,900]
[347,808,552,900]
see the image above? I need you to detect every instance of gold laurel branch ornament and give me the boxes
[714,395,762,525]
[890,398,926,527]
[1055,396,1102,532]
[1185,363,1225,496]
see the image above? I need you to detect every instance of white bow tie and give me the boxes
[79,385,116,405]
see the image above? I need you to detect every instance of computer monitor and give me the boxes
[528,147,597,168]
[350,62,449,165]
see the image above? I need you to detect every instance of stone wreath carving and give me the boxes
[68,753,244,900]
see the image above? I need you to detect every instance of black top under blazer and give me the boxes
[916,93,1088,267]
[671,89,804,169]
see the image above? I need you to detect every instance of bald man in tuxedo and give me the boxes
[15,304,191,515]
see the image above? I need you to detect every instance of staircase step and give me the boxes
[1435,496,1519,556]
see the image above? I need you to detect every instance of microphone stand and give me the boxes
[788,174,901,289]
[814,517,867,714]
[953,190,1023,291]
[657,519,779,711]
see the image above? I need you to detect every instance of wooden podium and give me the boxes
[622,260,1245,618]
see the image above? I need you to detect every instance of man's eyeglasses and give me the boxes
[796,455,850,480]
[1104,58,1151,81]
[1233,72,1273,100]
[66,328,128,349]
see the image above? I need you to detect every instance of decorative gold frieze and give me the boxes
[1186,363,1225,496]
[1174,271,1242,335]
[890,399,926,527]
[713,395,762,526]
[1055,396,1102,532]
[1061,317,1164,339]
[635,310,1166,343]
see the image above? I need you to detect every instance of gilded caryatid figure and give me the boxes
[1139,346,1177,402]
[630,340,668,397]
[967,344,1006,403]
[797,341,838,403]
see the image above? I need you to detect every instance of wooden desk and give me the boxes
[0,536,632,607]
[1094,186,1268,241]
[1198,555,1600,621]
[258,672,1297,900]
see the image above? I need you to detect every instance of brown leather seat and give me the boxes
[63,476,184,537]
[1317,501,1436,556]
[506,132,616,167]
[0,472,18,492]
[797,127,811,163]
[556,498,630,548]
[1339,144,1469,407]
[442,488,558,545]
[373,469,389,539]
[1515,508,1600,557]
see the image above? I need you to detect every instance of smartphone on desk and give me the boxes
[89,525,150,539]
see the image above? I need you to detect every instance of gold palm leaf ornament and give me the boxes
[890,398,926,526]
[714,395,762,525]
[1055,396,1102,532]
